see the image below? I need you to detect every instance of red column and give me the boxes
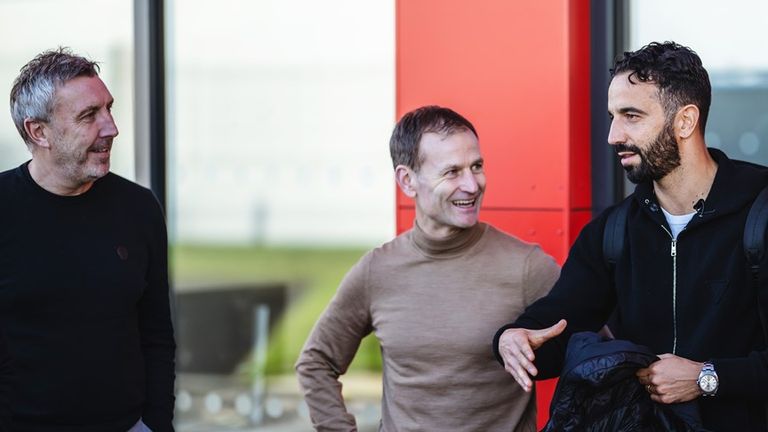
[395,0,591,427]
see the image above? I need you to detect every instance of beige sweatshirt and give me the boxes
[296,222,560,431]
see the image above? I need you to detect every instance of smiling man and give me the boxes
[494,42,768,431]
[296,105,560,431]
[0,48,175,432]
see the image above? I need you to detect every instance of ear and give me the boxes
[24,118,51,148]
[676,104,700,139]
[395,165,417,198]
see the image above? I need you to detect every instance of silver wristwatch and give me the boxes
[697,362,719,396]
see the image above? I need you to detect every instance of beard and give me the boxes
[49,133,112,186]
[616,120,681,184]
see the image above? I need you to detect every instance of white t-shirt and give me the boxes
[661,207,696,239]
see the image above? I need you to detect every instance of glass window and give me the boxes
[167,1,395,430]
[0,0,135,179]
[629,0,768,166]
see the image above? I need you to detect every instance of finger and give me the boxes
[506,333,538,374]
[510,357,534,389]
[505,362,533,391]
[519,339,536,362]
[514,346,538,376]
[505,364,523,386]
[500,345,533,388]
[657,353,673,359]
[636,369,652,383]
[530,319,567,346]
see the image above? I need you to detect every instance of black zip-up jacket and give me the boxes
[494,149,768,431]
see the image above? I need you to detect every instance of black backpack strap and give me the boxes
[603,197,632,267]
[744,184,768,344]
[744,185,768,272]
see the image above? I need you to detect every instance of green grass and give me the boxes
[171,244,383,376]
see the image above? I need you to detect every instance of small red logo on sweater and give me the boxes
[116,246,129,260]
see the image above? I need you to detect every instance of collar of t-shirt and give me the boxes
[661,207,696,239]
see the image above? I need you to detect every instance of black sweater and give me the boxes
[494,149,768,431]
[0,324,10,432]
[0,163,175,432]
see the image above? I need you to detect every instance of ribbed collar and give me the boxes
[409,220,487,259]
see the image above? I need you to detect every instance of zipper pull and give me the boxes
[671,239,677,257]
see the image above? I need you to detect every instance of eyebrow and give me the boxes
[612,106,648,116]
[76,105,99,119]
[441,164,460,173]
[75,99,113,120]
[440,158,484,172]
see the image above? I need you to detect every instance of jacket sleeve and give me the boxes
[139,194,176,432]
[493,212,617,379]
[295,253,374,431]
[711,238,768,401]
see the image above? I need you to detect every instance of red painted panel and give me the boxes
[477,209,567,264]
[396,0,571,210]
[537,379,558,426]
[396,207,414,235]
[568,0,593,211]
[396,0,592,428]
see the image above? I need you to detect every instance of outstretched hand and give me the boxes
[498,319,567,392]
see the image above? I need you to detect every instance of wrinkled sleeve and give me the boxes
[295,253,374,431]
[139,193,176,432]
[493,213,617,379]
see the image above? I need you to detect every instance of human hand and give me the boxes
[636,353,703,404]
[498,319,567,392]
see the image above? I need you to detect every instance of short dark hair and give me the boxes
[389,105,477,171]
[10,47,100,146]
[611,41,711,133]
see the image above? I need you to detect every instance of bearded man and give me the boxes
[494,41,768,431]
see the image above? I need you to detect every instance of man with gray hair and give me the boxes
[0,48,175,431]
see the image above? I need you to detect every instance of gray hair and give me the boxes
[10,47,100,146]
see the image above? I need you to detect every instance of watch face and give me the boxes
[700,374,718,392]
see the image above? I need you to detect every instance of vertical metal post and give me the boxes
[134,0,167,211]
[251,304,270,424]
[590,0,631,216]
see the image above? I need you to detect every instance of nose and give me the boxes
[459,170,480,194]
[607,118,624,146]
[100,110,119,138]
